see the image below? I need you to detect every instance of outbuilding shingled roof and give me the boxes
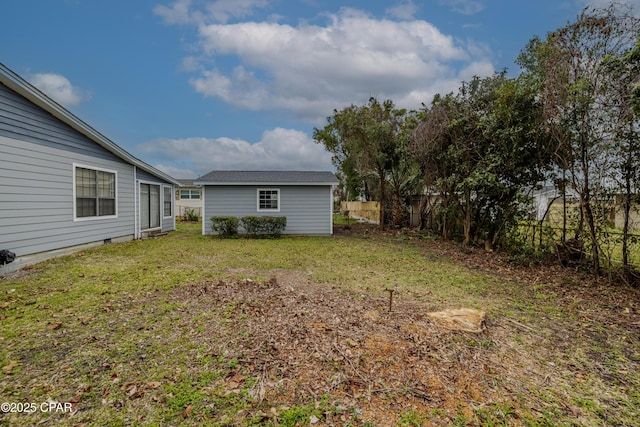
[194,170,338,185]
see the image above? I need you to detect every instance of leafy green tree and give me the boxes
[313,107,366,201]
[410,93,461,239]
[411,73,548,249]
[480,76,550,249]
[314,97,415,228]
[450,75,498,246]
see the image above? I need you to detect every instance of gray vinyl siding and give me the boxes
[203,185,332,235]
[0,81,138,257]
[0,135,135,256]
[0,82,119,161]
[136,169,163,183]
[161,185,175,233]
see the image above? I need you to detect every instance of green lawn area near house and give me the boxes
[1,222,639,426]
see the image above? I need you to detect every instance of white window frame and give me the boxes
[179,189,200,200]
[73,163,118,221]
[257,188,280,212]
[163,185,173,218]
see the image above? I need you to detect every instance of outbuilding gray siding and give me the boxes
[203,185,333,235]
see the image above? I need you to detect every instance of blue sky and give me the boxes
[2,0,637,178]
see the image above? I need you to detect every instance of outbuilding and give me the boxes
[0,63,180,274]
[195,170,338,236]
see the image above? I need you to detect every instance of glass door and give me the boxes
[140,183,160,230]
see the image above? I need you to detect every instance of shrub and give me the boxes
[263,216,287,238]
[239,216,262,236]
[240,216,287,238]
[210,216,239,238]
[183,208,199,222]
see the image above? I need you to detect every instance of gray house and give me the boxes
[0,63,180,274]
[195,171,338,236]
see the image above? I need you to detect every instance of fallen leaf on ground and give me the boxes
[48,322,62,330]
[2,360,18,374]
[182,404,193,418]
[68,393,83,403]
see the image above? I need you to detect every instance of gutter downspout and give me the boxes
[201,186,206,236]
[134,166,139,239]
[329,185,334,235]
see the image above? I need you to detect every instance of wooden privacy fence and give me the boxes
[340,201,380,224]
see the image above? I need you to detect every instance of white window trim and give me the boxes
[179,189,200,200]
[163,185,173,219]
[257,188,280,212]
[72,163,118,222]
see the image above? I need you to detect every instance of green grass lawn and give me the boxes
[1,222,639,426]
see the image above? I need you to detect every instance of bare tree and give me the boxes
[519,3,640,276]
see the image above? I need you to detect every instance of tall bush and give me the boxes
[240,216,287,238]
[210,216,239,238]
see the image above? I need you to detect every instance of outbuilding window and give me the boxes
[74,165,117,219]
[257,188,279,211]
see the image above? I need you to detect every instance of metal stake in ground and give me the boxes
[384,287,398,312]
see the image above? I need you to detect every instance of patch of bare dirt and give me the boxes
[172,273,546,425]
[171,224,640,424]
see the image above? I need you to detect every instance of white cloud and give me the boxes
[154,0,194,24]
[29,72,90,107]
[204,0,269,24]
[187,8,493,121]
[150,2,500,172]
[154,0,269,24]
[458,59,495,82]
[137,128,333,176]
[180,56,202,72]
[189,66,270,109]
[386,1,419,20]
[438,0,485,15]
[190,68,233,99]
[153,164,197,179]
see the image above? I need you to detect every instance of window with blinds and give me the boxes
[75,166,116,218]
